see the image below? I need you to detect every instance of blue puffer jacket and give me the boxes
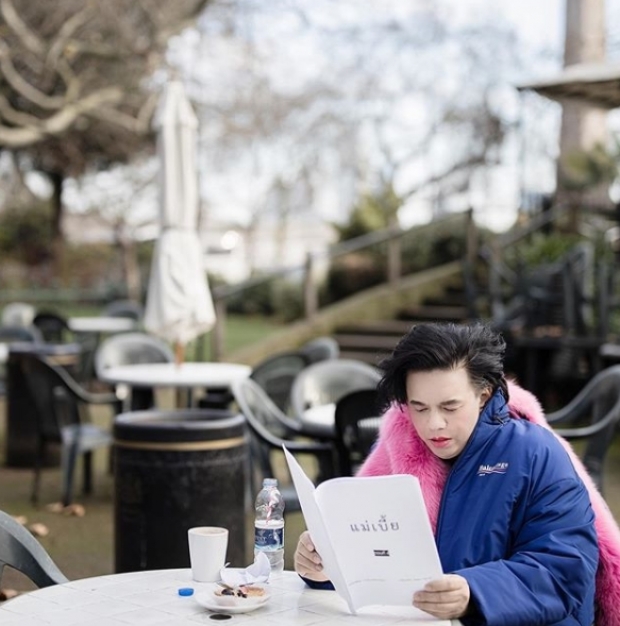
[440,391,598,625]
[303,391,599,626]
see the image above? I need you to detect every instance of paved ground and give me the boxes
[0,396,619,596]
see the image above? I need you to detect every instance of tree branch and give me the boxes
[0,0,45,55]
[0,39,65,109]
[0,87,123,147]
[47,5,94,67]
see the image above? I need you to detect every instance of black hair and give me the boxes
[376,322,508,411]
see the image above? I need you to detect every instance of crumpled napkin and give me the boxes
[219,552,270,587]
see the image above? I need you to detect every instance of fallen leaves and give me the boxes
[45,503,86,517]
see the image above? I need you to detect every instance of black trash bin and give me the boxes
[6,342,82,467]
[113,409,248,573]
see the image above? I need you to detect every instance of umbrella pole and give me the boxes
[174,341,185,366]
[174,341,187,406]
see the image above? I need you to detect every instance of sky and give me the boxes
[61,0,614,239]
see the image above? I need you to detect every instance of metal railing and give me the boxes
[210,209,478,360]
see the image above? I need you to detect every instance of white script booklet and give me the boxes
[283,446,445,615]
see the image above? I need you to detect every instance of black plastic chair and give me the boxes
[0,509,68,587]
[18,352,120,506]
[546,365,620,494]
[103,300,144,321]
[334,389,382,476]
[33,311,72,343]
[299,337,340,364]
[94,332,174,411]
[290,358,382,421]
[232,378,335,514]
[250,351,311,414]
[0,325,44,395]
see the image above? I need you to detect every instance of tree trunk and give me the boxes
[47,170,64,270]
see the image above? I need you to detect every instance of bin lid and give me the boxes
[114,409,245,443]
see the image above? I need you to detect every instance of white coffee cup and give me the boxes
[188,526,229,582]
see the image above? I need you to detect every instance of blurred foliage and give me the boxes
[323,218,468,304]
[504,232,584,268]
[224,275,304,322]
[333,184,402,241]
[562,140,620,191]
[0,200,53,264]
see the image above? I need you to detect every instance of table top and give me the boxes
[68,317,138,334]
[302,403,336,428]
[0,569,460,626]
[99,362,252,388]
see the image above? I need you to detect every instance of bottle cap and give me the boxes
[263,477,278,487]
[178,588,194,596]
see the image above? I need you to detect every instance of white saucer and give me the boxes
[195,585,270,615]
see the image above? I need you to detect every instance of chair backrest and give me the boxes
[231,378,293,495]
[299,337,340,364]
[103,300,143,321]
[33,311,70,343]
[290,358,382,417]
[334,389,382,476]
[94,332,174,380]
[0,510,68,587]
[0,325,43,344]
[547,364,620,493]
[250,351,311,413]
[1,302,36,328]
[232,378,331,511]
[17,352,85,441]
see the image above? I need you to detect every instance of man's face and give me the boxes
[405,366,490,460]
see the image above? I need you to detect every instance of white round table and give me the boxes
[0,569,461,626]
[68,317,137,334]
[99,362,251,389]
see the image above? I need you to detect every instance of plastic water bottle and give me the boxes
[254,477,285,573]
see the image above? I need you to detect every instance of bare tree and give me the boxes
[0,0,210,244]
[186,0,523,248]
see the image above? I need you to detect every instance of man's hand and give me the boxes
[293,531,329,582]
[412,574,471,619]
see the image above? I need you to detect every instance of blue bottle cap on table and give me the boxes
[178,587,194,596]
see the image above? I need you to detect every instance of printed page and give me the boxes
[314,474,444,612]
[282,447,355,612]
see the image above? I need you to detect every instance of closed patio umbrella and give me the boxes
[144,80,216,363]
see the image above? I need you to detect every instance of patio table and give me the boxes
[99,361,251,407]
[0,569,462,625]
[301,403,382,442]
[67,316,138,334]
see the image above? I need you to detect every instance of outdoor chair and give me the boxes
[94,332,174,411]
[334,388,382,476]
[1,302,36,328]
[547,364,620,495]
[33,311,72,344]
[232,378,335,514]
[103,299,144,321]
[250,350,311,414]
[18,352,120,506]
[0,324,44,395]
[290,358,382,423]
[0,324,43,344]
[299,336,340,364]
[0,509,69,588]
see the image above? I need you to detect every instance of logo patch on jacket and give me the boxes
[477,462,509,476]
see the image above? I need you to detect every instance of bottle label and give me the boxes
[254,526,284,551]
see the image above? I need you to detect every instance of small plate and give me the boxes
[195,585,270,615]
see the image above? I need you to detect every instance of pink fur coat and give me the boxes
[357,381,620,626]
